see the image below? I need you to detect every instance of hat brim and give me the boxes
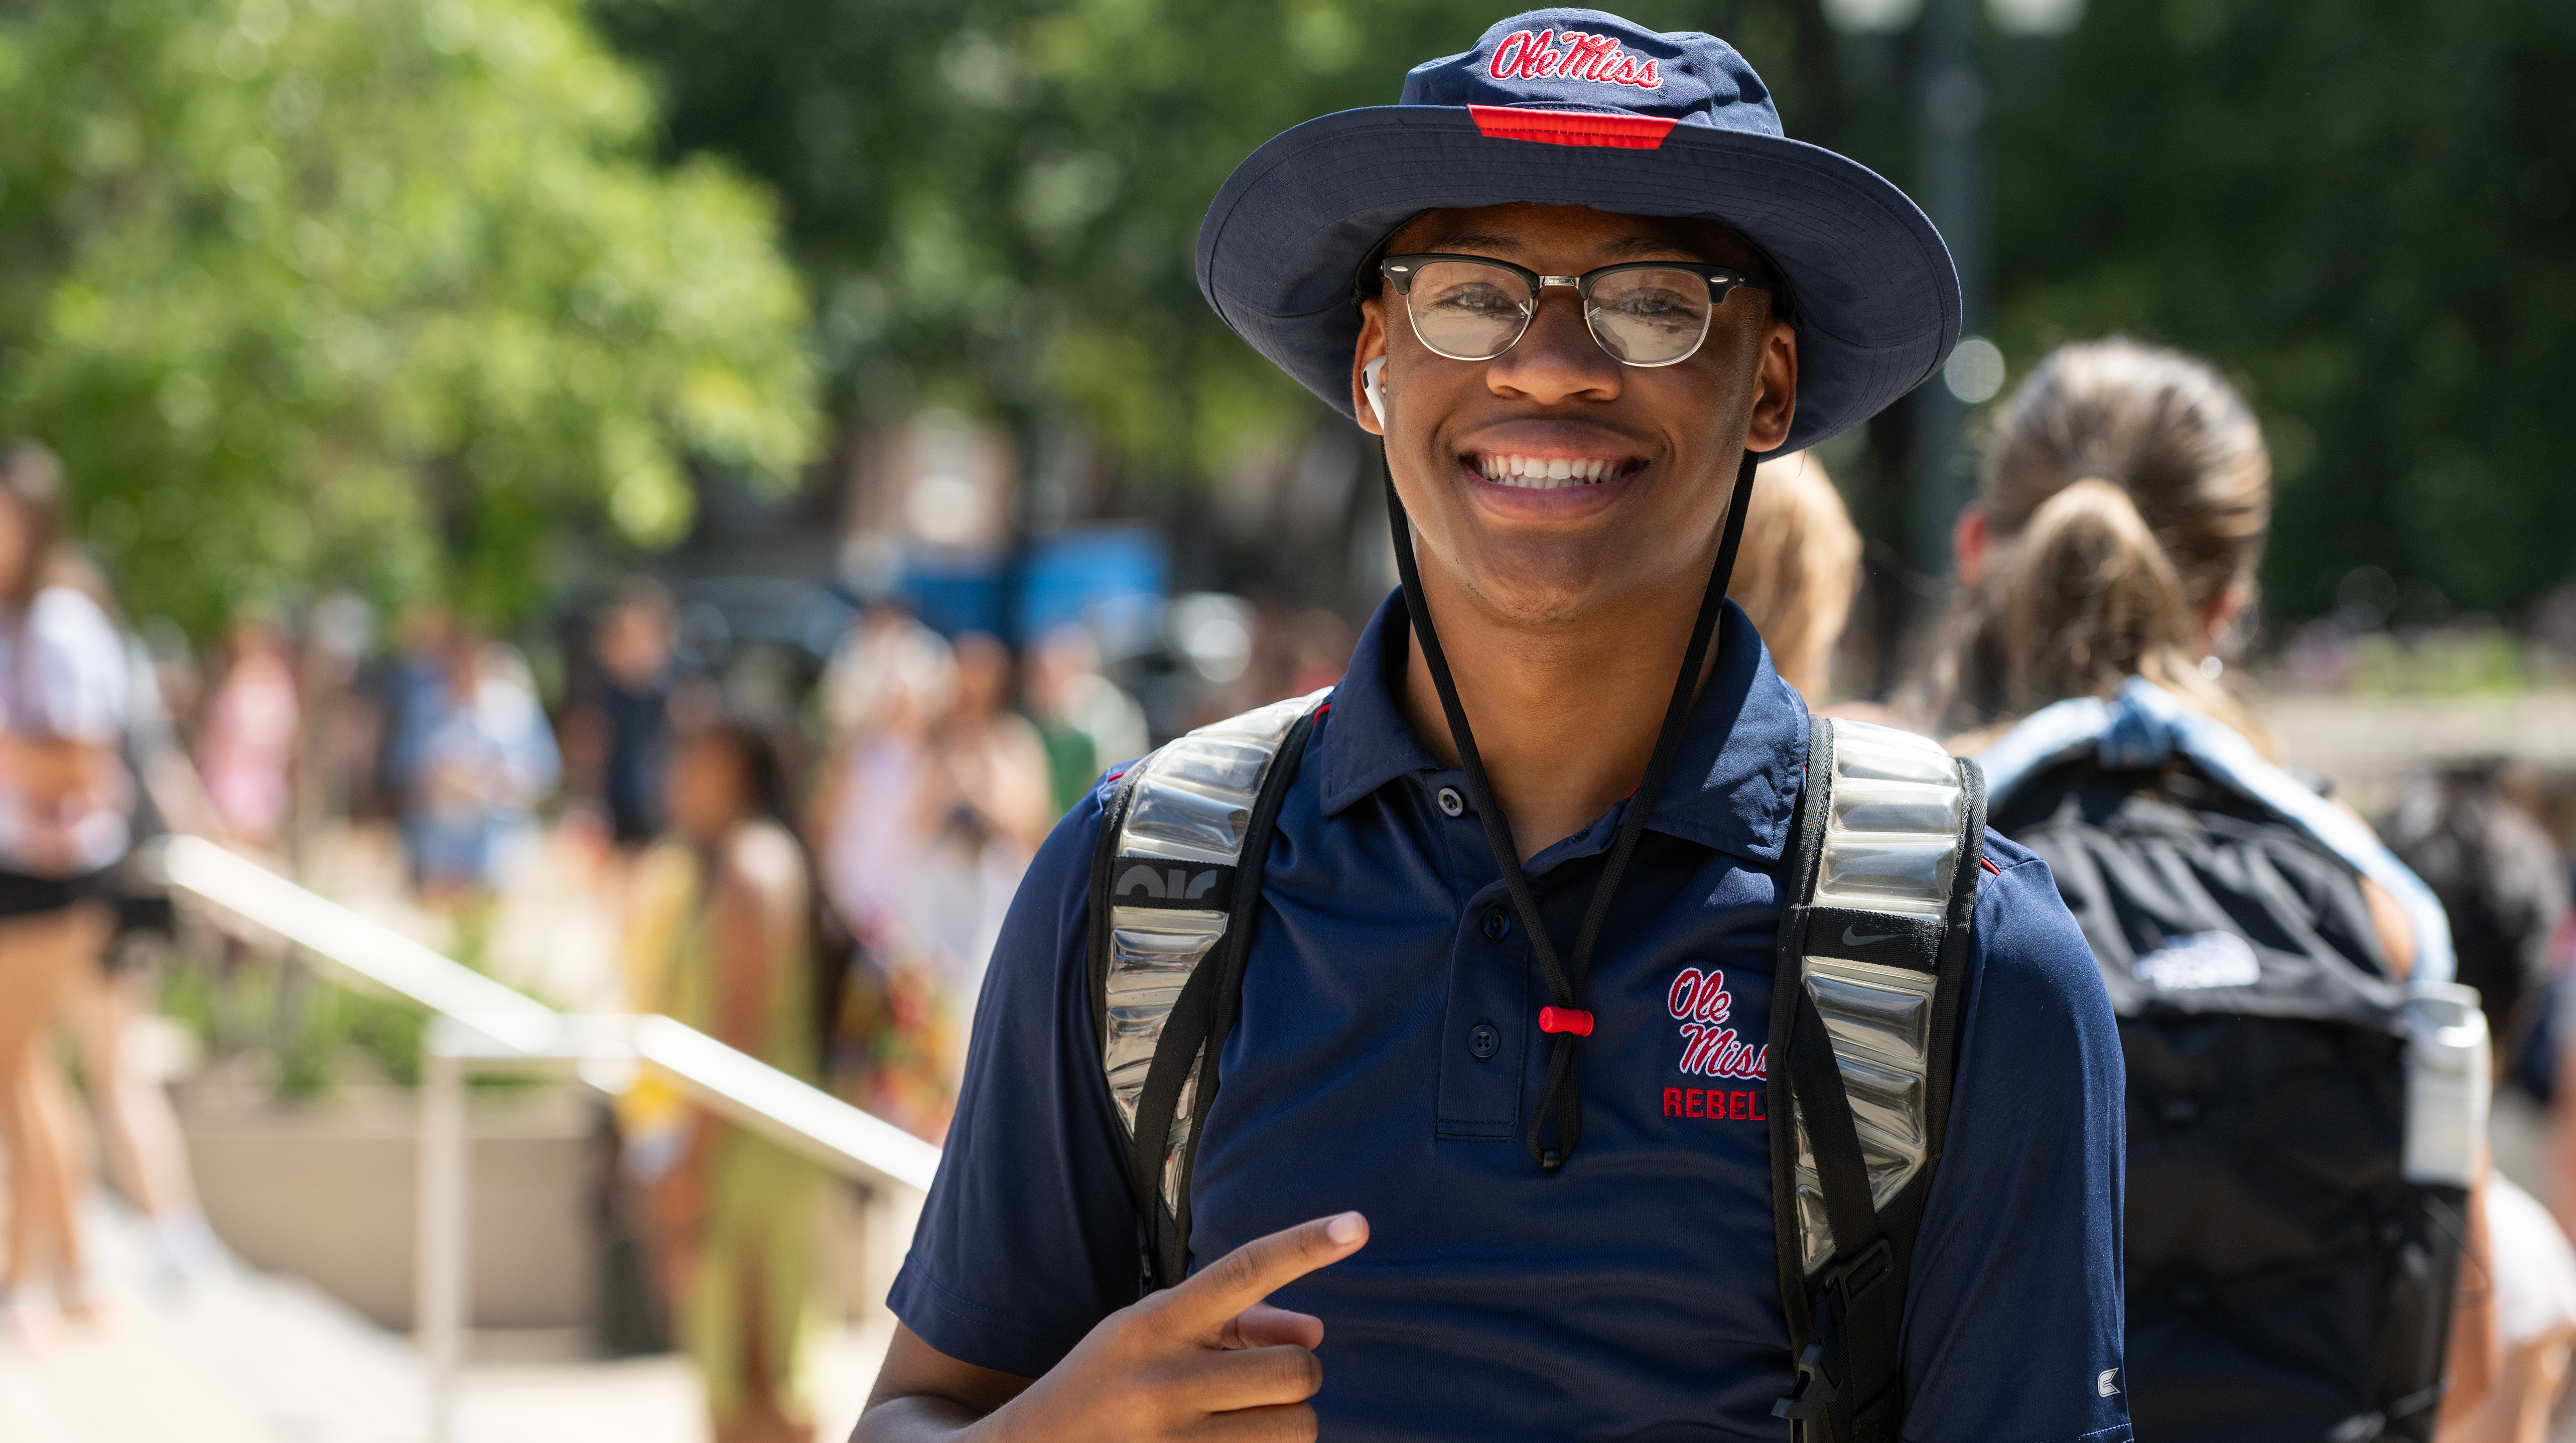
[1195,106,1960,455]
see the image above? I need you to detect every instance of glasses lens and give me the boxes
[1586,269,1716,366]
[1404,260,1534,362]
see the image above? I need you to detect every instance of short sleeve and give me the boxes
[886,788,1145,1378]
[22,589,128,745]
[1899,837,2133,1443]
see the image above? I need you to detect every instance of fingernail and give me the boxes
[1327,1211,1365,1245]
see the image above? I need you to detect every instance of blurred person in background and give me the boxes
[51,553,225,1287]
[1727,452,1862,706]
[813,612,954,1132]
[2381,762,2568,1080]
[376,605,455,824]
[642,707,826,1443]
[912,631,1049,1016]
[814,623,1045,1136]
[396,637,561,904]
[0,442,131,1334]
[561,578,678,853]
[194,612,300,854]
[1025,625,1147,816]
[1925,338,2547,1440]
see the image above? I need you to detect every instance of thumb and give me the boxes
[1158,1211,1368,1338]
[1223,1302,1325,1351]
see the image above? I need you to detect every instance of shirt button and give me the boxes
[1437,786,1465,817]
[1481,907,1511,941]
[1468,1021,1501,1060]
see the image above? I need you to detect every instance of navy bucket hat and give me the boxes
[1196,8,1960,454]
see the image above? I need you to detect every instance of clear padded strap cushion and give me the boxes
[1794,717,1966,1272]
[1102,689,1331,1209]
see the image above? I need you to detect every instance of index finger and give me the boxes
[1158,1211,1369,1336]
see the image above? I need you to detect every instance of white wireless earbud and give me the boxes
[1363,356,1388,429]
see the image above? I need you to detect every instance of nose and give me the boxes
[1483,283,1621,407]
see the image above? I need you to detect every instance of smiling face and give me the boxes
[1353,203,1797,627]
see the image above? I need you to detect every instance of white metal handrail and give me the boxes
[147,835,943,1442]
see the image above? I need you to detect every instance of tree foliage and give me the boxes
[1986,0,2576,620]
[594,0,1829,481]
[0,0,819,628]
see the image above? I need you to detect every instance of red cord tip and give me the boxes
[1539,1006,1595,1037]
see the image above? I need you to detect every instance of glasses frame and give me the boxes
[1378,253,1774,369]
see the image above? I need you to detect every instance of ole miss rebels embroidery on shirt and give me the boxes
[1487,28,1664,90]
[1669,966,1766,1080]
[1664,965,1768,1122]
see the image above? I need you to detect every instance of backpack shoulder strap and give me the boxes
[1767,716,1988,1443]
[1088,687,1332,1292]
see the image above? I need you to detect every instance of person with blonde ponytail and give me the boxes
[1921,337,2268,745]
[1726,453,1863,705]
[1931,338,2557,1440]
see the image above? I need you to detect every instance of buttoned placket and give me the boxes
[1424,769,1535,1140]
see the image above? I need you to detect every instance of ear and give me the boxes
[1744,317,1798,454]
[1952,501,1990,584]
[1351,300,1389,437]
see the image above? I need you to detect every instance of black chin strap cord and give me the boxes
[1383,442,1762,1171]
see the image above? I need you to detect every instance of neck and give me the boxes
[1400,555,1720,863]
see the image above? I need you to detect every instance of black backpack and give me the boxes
[1992,754,2468,1443]
[1087,694,1988,1443]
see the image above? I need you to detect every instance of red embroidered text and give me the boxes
[1668,966,1767,1081]
[1487,29,1664,91]
[1665,1087,1766,1121]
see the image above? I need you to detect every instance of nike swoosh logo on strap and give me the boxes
[1842,924,1901,948]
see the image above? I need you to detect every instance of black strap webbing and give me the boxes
[1771,725,1990,1443]
[1385,442,1762,1172]
[1790,991,1882,1257]
[1123,703,1322,1288]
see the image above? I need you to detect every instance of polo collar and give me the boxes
[1316,590,1805,867]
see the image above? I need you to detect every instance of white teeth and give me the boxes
[1471,455,1624,488]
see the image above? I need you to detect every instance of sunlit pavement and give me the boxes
[465,1319,893,1443]
[0,1197,893,1443]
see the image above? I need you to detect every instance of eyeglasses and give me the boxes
[1380,253,1773,369]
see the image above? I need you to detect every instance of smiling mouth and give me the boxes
[1467,453,1641,490]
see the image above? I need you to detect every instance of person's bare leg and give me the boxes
[0,905,112,1306]
[2443,1332,2576,1443]
[72,962,200,1220]
[24,1049,91,1312]
[717,1257,809,1443]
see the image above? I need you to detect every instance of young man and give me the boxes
[859,12,2129,1441]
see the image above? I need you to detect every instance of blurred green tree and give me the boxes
[593,0,1834,480]
[1987,0,2576,621]
[0,0,820,629]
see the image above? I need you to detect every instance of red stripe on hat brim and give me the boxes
[1468,105,1677,151]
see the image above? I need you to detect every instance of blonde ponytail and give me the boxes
[2000,478,2193,702]
[1918,338,2271,744]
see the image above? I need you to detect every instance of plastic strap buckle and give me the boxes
[1772,1238,1892,1427]
[1823,1237,1894,1305]
[1773,1338,1840,1422]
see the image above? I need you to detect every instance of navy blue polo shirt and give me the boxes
[891,594,2131,1443]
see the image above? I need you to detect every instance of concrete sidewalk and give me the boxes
[0,1197,895,1443]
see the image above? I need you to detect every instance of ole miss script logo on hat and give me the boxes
[1487,27,1663,91]
[1664,965,1768,1124]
